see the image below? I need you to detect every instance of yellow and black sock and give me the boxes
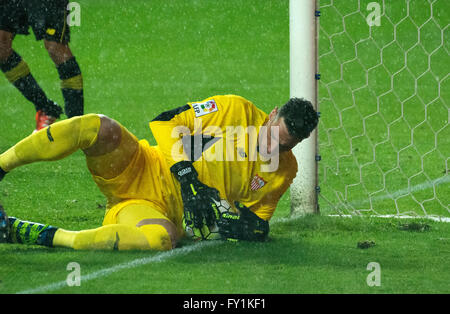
[0,50,62,118]
[56,57,84,118]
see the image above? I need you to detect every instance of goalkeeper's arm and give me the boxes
[218,202,270,242]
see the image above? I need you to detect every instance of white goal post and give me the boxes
[290,0,320,215]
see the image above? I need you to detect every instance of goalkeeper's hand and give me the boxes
[0,167,6,182]
[218,201,269,242]
[170,161,221,239]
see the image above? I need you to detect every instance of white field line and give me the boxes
[357,175,449,206]
[16,240,218,294]
[327,214,450,223]
[324,175,450,222]
[322,175,450,213]
[16,216,299,294]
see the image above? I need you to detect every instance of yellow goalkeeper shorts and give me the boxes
[90,139,184,235]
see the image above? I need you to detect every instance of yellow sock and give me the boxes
[52,224,173,251]
[0,114,100,172]
[52,229,78,248]
[53,225,151,250]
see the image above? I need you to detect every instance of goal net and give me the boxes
[316,0,449,219]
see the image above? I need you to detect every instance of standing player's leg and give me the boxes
[39,0,84,118]
[0,30,63,129]
[44,41,84,118]
[0,0,63,131]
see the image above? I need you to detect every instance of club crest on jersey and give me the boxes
[192,99,218,117]
[250,174,267,191]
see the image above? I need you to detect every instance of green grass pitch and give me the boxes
[0,0,449,294]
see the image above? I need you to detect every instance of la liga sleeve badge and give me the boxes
[192,99,218,117]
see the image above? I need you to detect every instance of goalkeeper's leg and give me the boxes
[53,201,177,250]
[0,114,138,180]
[1,201,177,250]
[0,113,101,173]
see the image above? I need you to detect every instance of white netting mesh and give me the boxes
[317,0,449,218]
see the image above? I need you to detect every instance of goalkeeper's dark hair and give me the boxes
[277,98,319,140]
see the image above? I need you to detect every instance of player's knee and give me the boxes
[72,113,102,149]
[0,31,13,63]
[109,223,174,251]
[0,48,11,64]
[140,225,174,251]
[44,40,73,65]
[138,221,178,251]
[82,115,122,156]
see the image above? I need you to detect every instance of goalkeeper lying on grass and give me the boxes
[0,95,318,250]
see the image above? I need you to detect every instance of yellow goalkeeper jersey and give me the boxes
[149,95,297,221]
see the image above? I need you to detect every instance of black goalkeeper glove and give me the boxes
[218,201,269,242]
[170,161,221,239]
[0,167,6,182]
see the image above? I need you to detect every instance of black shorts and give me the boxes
[0,0,70,43]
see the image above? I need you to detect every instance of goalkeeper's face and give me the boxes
[260,107,301,156]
